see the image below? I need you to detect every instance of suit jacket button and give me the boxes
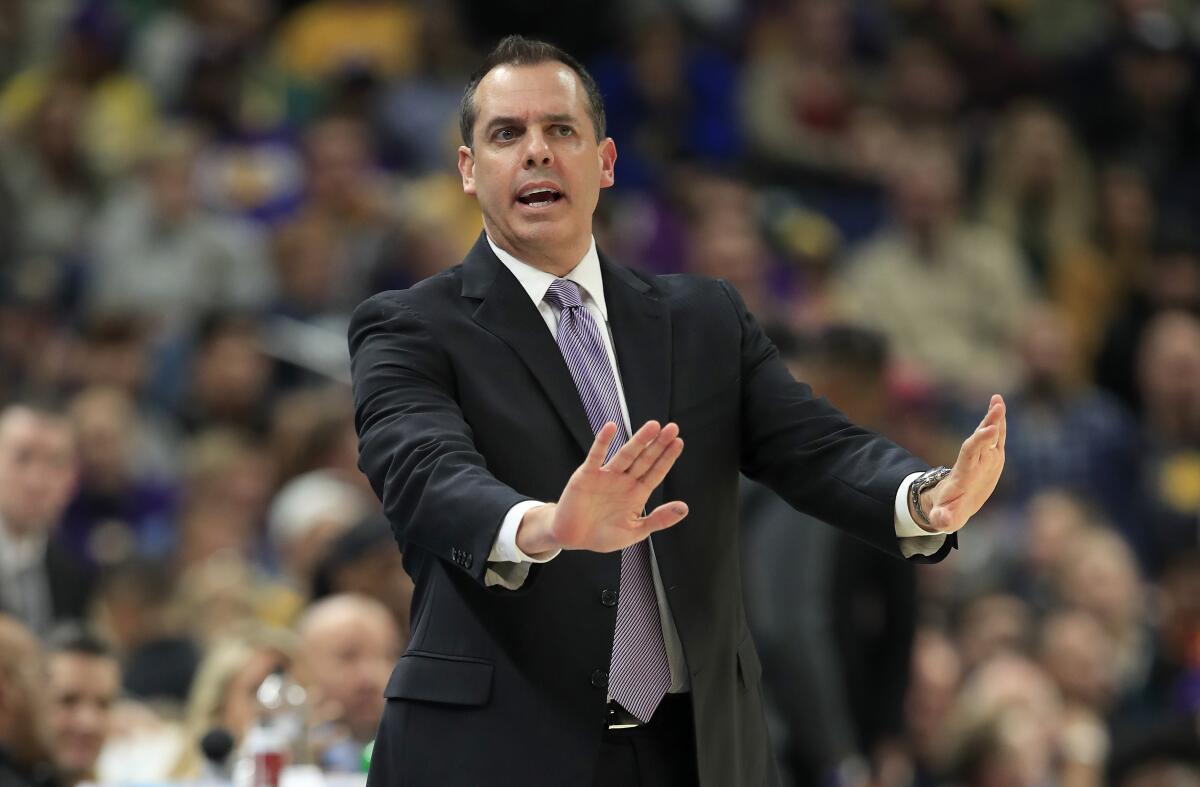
[463,553,473,568]
[591,669,608,689]
[600,589,618,607]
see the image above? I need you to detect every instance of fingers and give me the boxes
[640,436,684,491]
[585,422,620,469]
[603,420,661,472]
[626,422,680,479]
[638,500,689,532]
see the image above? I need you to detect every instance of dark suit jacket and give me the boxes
[0,535,91,634]
[349,235,955,787]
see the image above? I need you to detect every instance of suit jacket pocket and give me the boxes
[383,651,493,706]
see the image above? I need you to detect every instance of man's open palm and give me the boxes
[924,394,1007,533]
[550,420,689,552]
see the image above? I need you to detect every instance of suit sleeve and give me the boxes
[720,281,956,562]
[349,292,534,586]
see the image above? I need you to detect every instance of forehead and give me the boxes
[50,653,120,687]
[0,410,73,452]
[474,62,587,123]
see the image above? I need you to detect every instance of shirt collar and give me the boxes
[486,235,608,320]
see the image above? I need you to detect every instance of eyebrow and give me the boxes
[483,114,579,134]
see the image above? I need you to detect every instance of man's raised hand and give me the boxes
[516,421,688,556]
[918,394,1007,534]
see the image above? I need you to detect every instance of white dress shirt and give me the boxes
[0,516,52,637]
[481,235,948,689]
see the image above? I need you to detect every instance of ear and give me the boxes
[598,137,617,190]
[458,146,476,196]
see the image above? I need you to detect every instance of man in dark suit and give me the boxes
[349,36,1007,786]
[0,404,90,639]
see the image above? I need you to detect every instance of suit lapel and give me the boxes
[601,253,672,513]
[463,235,595,456]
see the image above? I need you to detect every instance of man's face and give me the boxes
[304,614,398,742]
[48,652,120,778]
[0,410,78,537]
[458,61,616,269]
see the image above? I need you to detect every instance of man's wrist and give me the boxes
[907,489,939,533]
[515,503,561,556]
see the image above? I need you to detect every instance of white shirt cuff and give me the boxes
[894,471,950,558]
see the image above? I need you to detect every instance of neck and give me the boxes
[484,223,590,278]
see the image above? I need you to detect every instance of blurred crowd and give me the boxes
[0,0,1198,785]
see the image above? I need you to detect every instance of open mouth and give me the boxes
[516,188,564,208]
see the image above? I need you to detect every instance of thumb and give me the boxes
[640,501,689,532]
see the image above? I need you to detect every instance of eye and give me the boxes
[554,125,574,137]
[494,128,516,142]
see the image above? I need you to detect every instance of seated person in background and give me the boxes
[297,594,399,771]
[0,613,57,787]
[45,625,121,787]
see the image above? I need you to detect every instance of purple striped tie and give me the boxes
[544,278,671,723]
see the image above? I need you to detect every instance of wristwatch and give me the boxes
[909,466,951,529]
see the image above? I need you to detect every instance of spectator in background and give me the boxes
[297,594,398,771]
[589,12,739,191]
[1132,311,1200,573]
[1056,527,1150,705]
[87,125,275,336]
[169,627,299,779]
[0,614,56,787]
[1054,162,1157,363]
[1038,610,1121,726]
[978,102,1095,290]
[61,385,178,567]
[175,315,277,438]
[266,385,367,493]
[310,514,414,641]
[0,78,99,309]
[740,0,870,183]
[131,0,275,113]
[373,4,475,175]
[296,116,402,304]
[1096,226,1200,413]
[835,133,1035,399]
[45,625,121,787]
[683,188,780,321]
[274,0,419,89]
[0,0,157,178]
[92,560,198,706]
[174,430,275,571]
[1065,2,1200,216]
[0,403,89,639]
[266,469,371,591]
[999,306,1140,534]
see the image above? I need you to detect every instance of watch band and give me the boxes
[910,466,951,529]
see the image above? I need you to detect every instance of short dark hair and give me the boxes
[45,623,115,660]
[459,35,606,148]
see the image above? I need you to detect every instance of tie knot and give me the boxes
[545,279,584,310]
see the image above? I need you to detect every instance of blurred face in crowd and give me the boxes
[0,615,53,767]
[1038,611,1117,711]
[48,651,121,780]
[69,386,136,493]
[1137,311,1200,438]
[458,61,616,275]
[221,648,288,739]
[299,596,399,742]
[0,407,78,538]
[889,139,961,237]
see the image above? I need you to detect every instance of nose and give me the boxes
[523,128,553,169]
